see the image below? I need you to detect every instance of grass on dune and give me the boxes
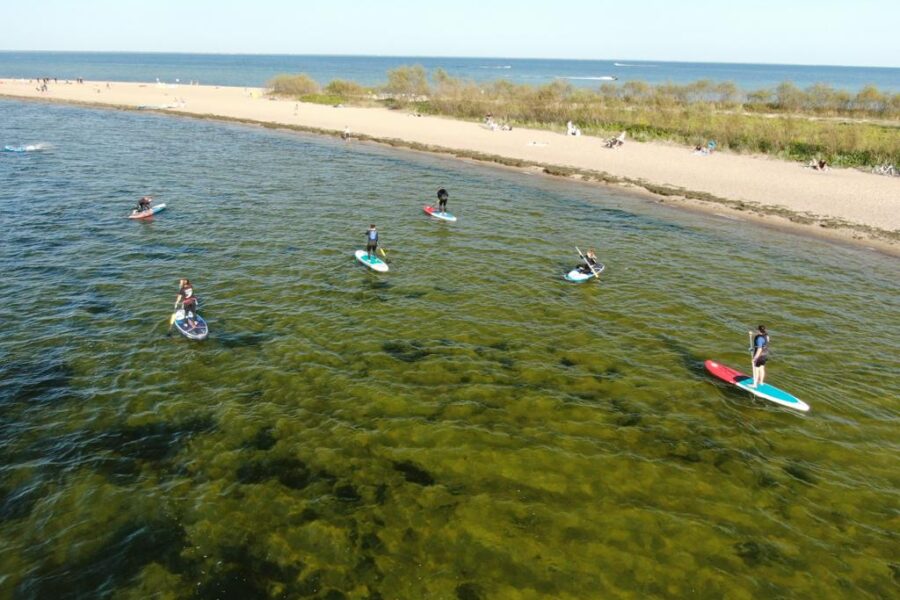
[267,69,900,169]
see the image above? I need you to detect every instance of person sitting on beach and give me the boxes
[135,195,153,213]
[707,140,717,153]
[366,224,379,260]
[566,121,582,136]
[437,188,449,213]
[816,159,828,171]
[606,131,626,148]
[341,126,351,140]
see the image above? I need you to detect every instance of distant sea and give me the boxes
[1,51,898,92]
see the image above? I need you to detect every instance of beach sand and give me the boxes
[2,78,898,249]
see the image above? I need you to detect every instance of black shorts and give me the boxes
[366,241,377,252]
[754,356,768,367]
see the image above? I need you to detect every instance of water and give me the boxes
[1,98,898,599]
[2,51,899,92]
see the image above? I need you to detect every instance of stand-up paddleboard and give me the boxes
[354,250,389,272]
[423,205,457,222]
[564,263,605,282]
[173,309,208,341]
[705,360,809,412]
[3,144,47,153]
[128,203,167,219]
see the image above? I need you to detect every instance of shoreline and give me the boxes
[2,78,898,256]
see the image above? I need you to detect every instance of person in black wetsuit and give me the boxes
[366,225,378,260]
[749,325,770,387]
[136,195,153,213]
[436,188,449,213]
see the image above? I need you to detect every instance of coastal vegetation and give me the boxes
[267,68,900,168]
[268,73,319,96]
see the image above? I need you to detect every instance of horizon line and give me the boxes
[0,49,897,71]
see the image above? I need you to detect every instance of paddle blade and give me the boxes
[378,248,386,257]
[169,312,176,326]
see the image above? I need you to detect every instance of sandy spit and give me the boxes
[2,78,898,253]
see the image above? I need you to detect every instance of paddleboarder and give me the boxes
[584,248,600,271]
[749,325,769,387]
[576,248,601,275]
[366,224,379,260]
[437,188,449,214]
[135,195,153,214]
[175,279,199,328]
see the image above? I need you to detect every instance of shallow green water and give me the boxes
[1,100,898,599]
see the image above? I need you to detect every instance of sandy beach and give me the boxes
[2,78,898,248]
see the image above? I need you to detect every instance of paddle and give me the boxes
[575,246,600,279]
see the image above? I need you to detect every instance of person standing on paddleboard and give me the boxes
[366,225,378,260]
[749,325,769,387]
[175,279,198,327]
[437,188,449,214]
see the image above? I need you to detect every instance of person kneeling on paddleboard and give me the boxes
[175,279,198,327]
[579,248,600,274]
[437,188,449,213]
[749,325,769,387]
[136,195,153,214]
[366,224,378,260]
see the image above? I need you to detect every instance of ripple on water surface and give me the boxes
[0,100,898,599]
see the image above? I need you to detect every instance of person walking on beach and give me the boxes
[366,224,379,260]
[749,325,770,387]
[437,188,449,214]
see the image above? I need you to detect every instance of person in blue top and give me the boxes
[366,224,378,260]
[749,325,769,387]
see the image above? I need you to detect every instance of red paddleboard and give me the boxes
[128,203,166,219]
[423,205,457,222]
[705,360,809,412]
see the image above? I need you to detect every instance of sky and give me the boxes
[2,0,898,67]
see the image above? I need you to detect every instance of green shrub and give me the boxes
[324,79,367,98]
[298,94,346,106]
[267,73,320,96]
[385,65,429,97]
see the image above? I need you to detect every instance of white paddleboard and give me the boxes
[564,263,605,282]
[355,250,389,272]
